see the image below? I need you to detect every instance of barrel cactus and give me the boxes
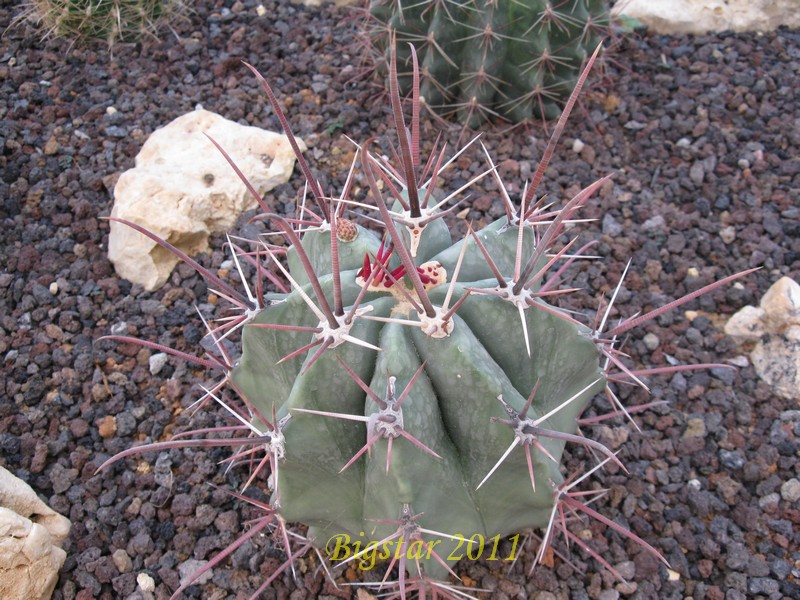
[101,46,752,598]
[366,0,612,126]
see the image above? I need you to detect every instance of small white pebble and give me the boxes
[110,322,128,335]
[728,355,750,368]
[178,559,213,586]
[149,352,169,375]
[667,568,681,581]
[614,560,636,580]
[137,572,155,592]
[719,225,736,244]
[781,478,800,503]
[572,138,585,153]
[49,281,58,295]
[643,332,660,351]
[688,479,702,491]
[256,3,266,16]
[106,106,118,115]
[687,267,700,277]
[112,549,133,573]
[758,492,781,511]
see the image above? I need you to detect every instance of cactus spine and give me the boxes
[367,0,611,126]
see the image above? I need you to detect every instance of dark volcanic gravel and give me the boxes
[1,1,799,599]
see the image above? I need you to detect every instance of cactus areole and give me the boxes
[101,43,753,598]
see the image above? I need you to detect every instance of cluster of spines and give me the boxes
[97,43,755,599]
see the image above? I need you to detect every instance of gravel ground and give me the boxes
[1,1,799,599]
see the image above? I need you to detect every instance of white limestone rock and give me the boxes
[724,305,766,344]
[613,0,800,34]
[0,467,71,600]
[725,277,800,402]
[108,109,303,290]
[0,467,70,545]
[750,327,800,402]
[760,276,800,333]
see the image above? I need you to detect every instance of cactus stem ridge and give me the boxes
[293,362,442,473]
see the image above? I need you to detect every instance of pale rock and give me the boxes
[597,425,629,450]
[750,329,800,401]
[724,305,766,343]
[725,277,800,402]
[683,417,706,439]
[0,467,70,544]
[178,558,212,586]
[137,572,156,592]
[0,467,71,600]
[781,478,800,503]
[760,276,800,333]
[719,225,736,244]
[109,109,303,290]
[112,549,133,573]
[615,560,636,581]
[613,0,800,34]
[149,352,169,375]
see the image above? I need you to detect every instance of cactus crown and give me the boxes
[100,44,753,599]
[367,0,612,126]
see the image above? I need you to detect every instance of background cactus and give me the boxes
[101,47,752,597]
[366,0,612,126]
[16,0,185,46]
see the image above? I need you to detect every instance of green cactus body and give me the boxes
[101,45,753,596]
[368,0,610,125]
[231,215,604,577]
